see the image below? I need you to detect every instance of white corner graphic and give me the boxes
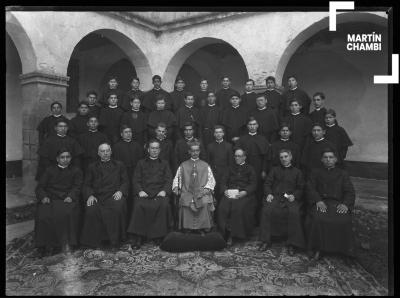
[374,54,399,84]
[329,1,355,31]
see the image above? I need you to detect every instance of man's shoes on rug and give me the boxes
[258,242,270,251]
[132,236,142,250]
[62,244,72,255]
[153,238,163,246]
[287,245,295,256]
[308,250,321,262]
[226,236,233,247]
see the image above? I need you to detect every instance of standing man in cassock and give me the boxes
[85,90,102,119]
[269,123,300,168]
[98,92,125,144]
[37,101,70,147]
[175,92,201,140]
[99,76,126,108]
[220,93,248,145]
[80,143,129,251]
[120,95,148,149]
[264,76,285,119]
[128,139,173,249]
[35,148,83,257]
[36,119,84,181]
[172,140,216,234]
[199,91,222,147]
[77,116,109,172]
[216,76,240,110]
[147,96,177,140]
[112,125,144,221]
[195,78,211,108]
[217,148,257,246]
[248,94,280,143]
[153,122,175,171]
[69,102,91,139]
[309,92,327,125]
[281,75,311,117]
[142,75,173,113]
[121,77,144,112]
[170,76,187,113]
[241,79,259,112]
[258,149,306,255]
[305,148,356,261]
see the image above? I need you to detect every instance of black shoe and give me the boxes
[258,242,270,251]
[226,236,233,247]
[154,238,162,246]
[311,251,320,261]
[287,246,295,256]
[133,237,142,249]
[62,244,72,254]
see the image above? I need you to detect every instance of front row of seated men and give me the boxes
[35,140,355,262]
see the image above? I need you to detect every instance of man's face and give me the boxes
[108,79,118,89]
[266,79,275,89]
[312,126,325,140]
[234,150,246,165]
[245,81,254,92]
[325,114,336,126]
[279,152,292,167]
[184,96,195,107]
[98,144,112,161]
[87,94,97,105]
[256,96,267,108]
[121,128,132,141]
[200,80,208,90]
[183,126,194,139]
[55,122,68,135]
[279,126,291,139]
[222,78,230,88]
[230,96,240,107]
[148,142,161,158]
[189,145,200,159]
[131,99,141,110]
[153,78,162,89]
[155,126,167,139]
[247,120,258,133]
[78,105,89,116]
[51,104,62,116]
[131,79,140,90]
[207,93,216,104]
[87,117,99,131]
[214,128,224,140]
[56,152,72,167]
[156,100,165,110]
[313,96,323,108]
[288,77,297,89]
[290,102,301,113]
[175,80,185,90]
[108,95,118,106]
[322,152,337,168]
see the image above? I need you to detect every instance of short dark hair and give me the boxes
[130,95,141,102]
[279,148,292,155]
[183,121,194,129]
[287,75,297,81]
[155,95,165,102]
[175,76,185,84]
[108,92,118,98]
[88,115,98,121]
[188,139,201,149]
[326,108,337,117]
[131,76,140,83]
[221,76,230,81]
[207,91,216,96]
[55,118,68,126]
[289,98,301,106]
[56,148,71,157]
[230,92,240,98]
[245,79,255,85]
[184,91,194,98]
[214,125,225,132]
[156,122,167,129]
[147,138,161,147]
[265,76,276,83]
[86,90,97,97]
[50,101,62,109]
[77,101,89,108]
[321,147,338,158]
[152,75,162,82]
[120,124,132,133]
[108,75,118,81]
[313,92,326,100]
[280,122,291,130]
[200,78,208,83]
[247,116,258,125]
[256,94,266,100]
[312,122,326,130]
[234,148,247,157]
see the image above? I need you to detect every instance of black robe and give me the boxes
[77,130,109,171]
[121,109,148,148]
[281,87,312,117]
[142,88,172,113]
[259,165,305,248]
[248,107,280,143]
[301,137,338,174]
[69,114,90,139]
[157,138,175,171]
[35,165,83,247]
[241,91,259,112]
[174,138,207,172]
[325,123,353,161]
[36,134,84,180]
[216,87,240,110]
[217,162,257,239]
[283,113,312,152]
[88,104,102,119]
[36,115,70,146]
[147,110,176,140]
[305,167,356,256]
[221,105,248,143]
[199,104,222,147]
[175,105,201,138]
[309,107,327,126]
[194,90,210,108]
[98,106,124,144]
[80,159,129,247]
[99,88,126,108]
[170,89,186,113]
[128,158,173,239]
[121,89,144,112]
[264,89,285,117]
[269,139,300,169]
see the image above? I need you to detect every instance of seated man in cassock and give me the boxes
[35,148,83,257]
[127,139,173,249]
[305,148,356,261]
[258,149,306,255]
[172,140,216,235]
[80,143,129,251]
[217,148,257,246]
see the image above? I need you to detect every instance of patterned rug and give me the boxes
[6,232,387,296]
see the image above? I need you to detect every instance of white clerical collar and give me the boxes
[290,86,298,91]
[223,87,229,90]
[131,88,139,91]
[149,156,158,160]
[239,162,246,166]
[132,108,140,112]
[101,159,111,162]
[88,104,96,107]
[315,107,321,111]
[315,137,325,142]
[232,105,240,109]
[208,103,216,107]
[191,157,199,162]
[89,129,98,132]
[123,139,132,143]
[326,123,336,127]
[246,91,253,94]
[186,137,194,142]
[216,139,224,143]
[280,138,289,141]
[257,106,266,111]
[109,105,118,109]
[185,105,193,109]
[283,163,292,168]
[53,114,62,117]
[266,88,274,91]
[176,89,184,92]
[201,89,208,92]
[249,132,257,136]
[327,166,335,170]
[57,164,68,169]
[56,134,66,137]
[154,88,161,91]
[291,112,300,116]
[156,137,165,141]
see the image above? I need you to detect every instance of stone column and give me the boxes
[19,71,69,195]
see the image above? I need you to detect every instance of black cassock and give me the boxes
[121,109,148,148]
[269,139,301,169]
[199,104,222,147]
[215,87,240,110]
[157,138,175,172]
[301,137,338,175]
[77,130,109,171]
[283,113,312,152]
[217,162,257,239]
[325,123,353,162]
[80,159,129,248]
[241,91,258,112]
[36,115,70,146]
[221,105,248,143]
[194,90,210,108]
[88,104,102,119]
[170,89,186,113]
[69,114,90,138]
[36,134,84,180]
[128,158,173,239]
[259,165,306,248]
[147,110,177,140]
[174,138,207,172]
[142,88,173,113]
[98,106,124,144]
[248,107,280,143]
[264,89,285,118]
[99,88,126,108]
[281,87,312,117]
[175,105,201,138]
[305,167,356,256]
[35,165,83,248]
[309,107,327,126]
[121,89,144,112]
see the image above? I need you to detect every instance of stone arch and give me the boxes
[5,11,37,74]
[163,37,249,91]
[275,12,387,85]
